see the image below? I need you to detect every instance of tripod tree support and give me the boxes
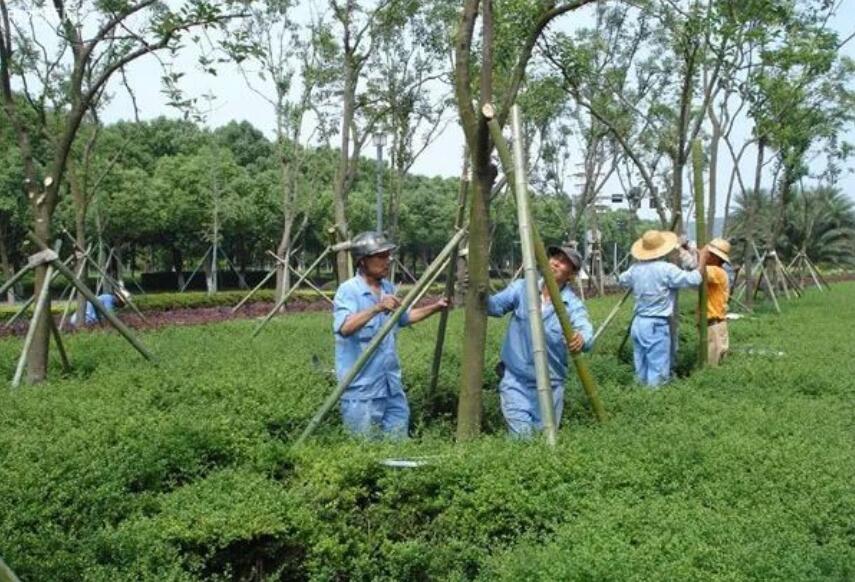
[692,140,708,369]
[252,242,351,338]
[267,251,333,306]
[28,233,156,364]
[0,263,30,298]
[427,151,469,401]
[0,555,21,582]
[48,315,72,374]
[295,228,467,445]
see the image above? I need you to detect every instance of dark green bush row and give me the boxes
[1,285,853,580]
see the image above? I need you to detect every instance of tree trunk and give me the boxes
[745,137,765,309]
[172,246,185,290]
[274,129,296,304]
[25,204,52,384]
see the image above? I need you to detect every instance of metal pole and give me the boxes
[692,140,708,369]
[252,246,334,337]
[296,228,467,445]
[11,264,54,389]
[509,104,557,445]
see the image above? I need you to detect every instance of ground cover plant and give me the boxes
[0,284,853,580]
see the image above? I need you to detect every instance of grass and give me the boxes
[0,283,853,580]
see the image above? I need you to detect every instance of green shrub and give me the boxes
[0,284,853,580]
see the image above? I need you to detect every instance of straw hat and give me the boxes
[631,230,679,261]
[115,287,132,305]
[707,238,731,263]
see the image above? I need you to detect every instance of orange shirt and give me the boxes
[706,265,729,320]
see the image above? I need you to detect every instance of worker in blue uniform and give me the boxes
[333,231,448,438]
[619,230,709,387]
[487,244,593,437]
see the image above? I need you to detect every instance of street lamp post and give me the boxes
[373,132,387,233]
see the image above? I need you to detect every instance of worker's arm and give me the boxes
[408,298,450,325]
[487,280,523,317]
[338,295,399,337]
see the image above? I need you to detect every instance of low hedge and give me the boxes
[0,285,853,580]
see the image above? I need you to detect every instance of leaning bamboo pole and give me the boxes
[509,105,558,445]
[295,228,467,445]
[692,140,708,369]
[592,289,632,347]
[427,151,469,401]
[0,263,30,298]
[0,555,21,582]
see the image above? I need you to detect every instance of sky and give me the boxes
[94,0,855,225]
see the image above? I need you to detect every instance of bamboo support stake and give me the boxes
[296,228,467,445]
[48,315,71,374]
[232,266,278,312]
[0,555,21,582]
[11,264,54,389]
[592,289,632,347]
[253,245,342,337]
[0,263,30,298]
[4,252,78,330]
[265,250,333,305]
[427,151,469,400]
[692,140,708,369]
[28,234,156,363]
[507,105,557,444]
[752,245,781,313]
[179,246,211,293]
[532,224,607,423]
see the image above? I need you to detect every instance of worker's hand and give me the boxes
[431,298,450,313]
[568,331,585,353]
[375,294,401,313]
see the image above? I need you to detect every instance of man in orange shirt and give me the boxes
[705,238,732,366]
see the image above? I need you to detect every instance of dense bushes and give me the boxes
[1,285,853,580]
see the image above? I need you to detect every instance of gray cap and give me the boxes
[350,231,397,263]
[547,245,583,270]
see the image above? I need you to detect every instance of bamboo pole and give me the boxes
[532,224,607,423]
[507,105,558,444]
[4,252,78,330]
[692,140,708,369]
[48,315,71,374]
[11,264,54,389]
[296,228,467,445]
[232,266,277,313]
[0,263,30,298]
[805,255,832,290]
[28,234,156,363]
[252,246,337,337]
[0,555,21,582]
[592,289,632,347]
[265,250,334,305]
[179,246,211,293]
[752,244,781,313]
[427,151,469,401]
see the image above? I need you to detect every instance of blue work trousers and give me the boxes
[631,316,672,387]
[498,372,565,438]
[339,384,409,439]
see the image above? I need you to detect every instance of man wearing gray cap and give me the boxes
[487,244,594,437]
[333,231,448,438]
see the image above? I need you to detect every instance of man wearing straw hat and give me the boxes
[333,231,448,438]
[619,230,709,387]
[70,287,131,326]
[487,244,593,437]
[705,238,732,366]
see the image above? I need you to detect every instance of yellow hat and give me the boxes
[631,230,679,261]
[708,238,731,263]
